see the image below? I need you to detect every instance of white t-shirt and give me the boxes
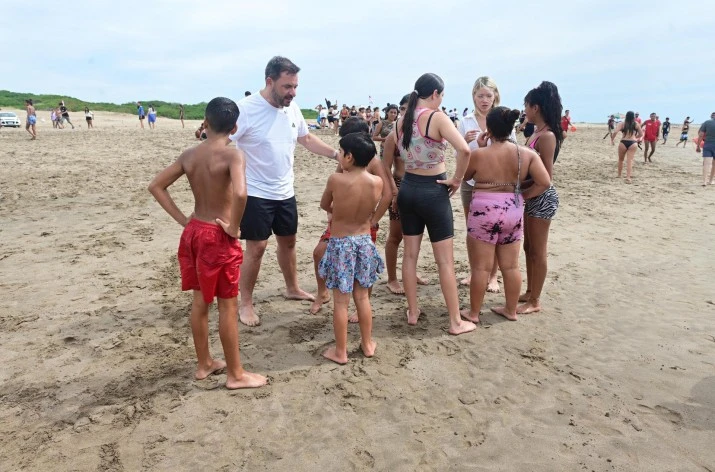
[230,93,309,200]
[458,114,517,186]
[319,108,328,119]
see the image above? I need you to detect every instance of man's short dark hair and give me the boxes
[339,132,376,168]
[205,97,239,135]
[265,56,300,81]
[339,117,369,137]
[244,91,251,97]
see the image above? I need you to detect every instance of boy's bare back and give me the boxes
[327,170,382,238]
[181,141,245,224]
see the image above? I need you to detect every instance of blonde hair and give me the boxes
[472,76,500,117]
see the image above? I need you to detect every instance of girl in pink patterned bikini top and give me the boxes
[396,107,448,170]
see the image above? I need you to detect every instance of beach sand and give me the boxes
[1,111,713,471]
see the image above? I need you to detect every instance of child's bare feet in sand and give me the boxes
[348,311,359,323]
[406,308,421,325]
[449,319,477,335]
[518,291,531,303]
[517,300,541,314]
[322,346,348,365]
[239,304,260,327]
[459,275,471,286]
[226,371,268,389]
[387,280,405,294]
[491,306,518,321]
[283,288,315,301]
[486,276,501,293]
[195,359,226,380]
[416,274,430,285]
[361,339,377,357]
[460,308,480,323]
[309,291,330,314]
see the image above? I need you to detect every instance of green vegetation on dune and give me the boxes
[0,90,318,120]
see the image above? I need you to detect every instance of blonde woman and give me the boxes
[458,77,515,293]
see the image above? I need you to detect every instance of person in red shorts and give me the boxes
[641,112,661,163]
[309,117,392,320]
[148,97,267,390]
[561,109,571,138]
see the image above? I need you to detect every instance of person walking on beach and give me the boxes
[561,109,571,138]
[676,116,693,147]
[395,72,476,335]
[518,81,564,315]
[179,104,185,128]
[148,97,267,390]
[59,101,74,129]
[641,112,661,162]
[698,112,715,186]
[84,107,94,129]
[147,105,157,129]
[661,117,670,144]
[603,115,615,141]
[611,111,643,183]
[230,56,339,327]
[137,102,145,129]
[25,99,37,140]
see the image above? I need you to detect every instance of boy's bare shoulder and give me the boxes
[366,158,383,175]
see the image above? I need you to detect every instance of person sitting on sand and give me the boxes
[460,107,550,323]
[318,132,384,365]
[25,99,37,140]
[195,123,207,140]
[611,111,643,183]
[147,97,267,390]
[309,117,392,319]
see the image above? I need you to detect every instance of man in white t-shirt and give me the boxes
[230,56,339,326]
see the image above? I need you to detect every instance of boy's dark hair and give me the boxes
[486,106,521,141]
[339,117,369,137]
[339,132,376,168]
[205,97,239,135]
[265,56,300,81]
[25,99,33,105]
[244,91,251,97]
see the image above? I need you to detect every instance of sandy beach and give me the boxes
[1,110,713,471]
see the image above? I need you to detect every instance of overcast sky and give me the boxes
[2,0,713,122]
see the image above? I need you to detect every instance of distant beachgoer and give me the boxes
[25,99,37,140]
[518,81,564,315]
[179,104,185,128]
[458,76,513,293]
[676,117,693,147]
[463,108,468,118]
[641,113,661,162]
[340,105,349,125]
[195,122,207,141]
[350,105,358,117]
[611,111,643,183]
[147,105,157,129]
[84,107,94,129]
[137,102,145,129]
[661,117,670,144]
[319,105,328,129]
[396,72,476,335]
[59,101,74,129]
[698,112,715,186]
[634,112,642,125]
[461,107,551,322]
[603,115,615,141]
[51,109,58,129]
[147,97,267,390]
[372,104,398,158]
[560,110,571,138]
[372,107,381,132]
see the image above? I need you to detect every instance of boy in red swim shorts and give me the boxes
[308,117,392,319]
[148,97,266,390]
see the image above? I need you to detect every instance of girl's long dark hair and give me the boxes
[622,111,637,136]
[524,81,564,147]
[401,73,444,150]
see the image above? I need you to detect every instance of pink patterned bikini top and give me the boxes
[396,108,447,171]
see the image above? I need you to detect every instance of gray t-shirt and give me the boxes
[698,119,715,144]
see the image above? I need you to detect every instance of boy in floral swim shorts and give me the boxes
[318,132,385,364]
[148,97,266,390]
[309,117,392,319]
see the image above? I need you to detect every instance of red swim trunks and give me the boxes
[320,222,378,243]
[178,219,243,303]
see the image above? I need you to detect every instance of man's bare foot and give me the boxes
[387,280,405,295]
[491,306,518,321]
[460,308,480,323]
[283,288,315,301]
[517,301,541,314]
[195,359,226,380]
[348,311,359,324]
[361,339,377,357]
[239,304,261,327]
[486,277,501,293]
[406,308,421,326]
[309,292,330,314]
[626,178,632,184]
[416,274,430,285]
[226,371,268,389]
[518,291,531,303]
[322,346,348,365]
[448,319,477,335]
[459,275,471,286]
